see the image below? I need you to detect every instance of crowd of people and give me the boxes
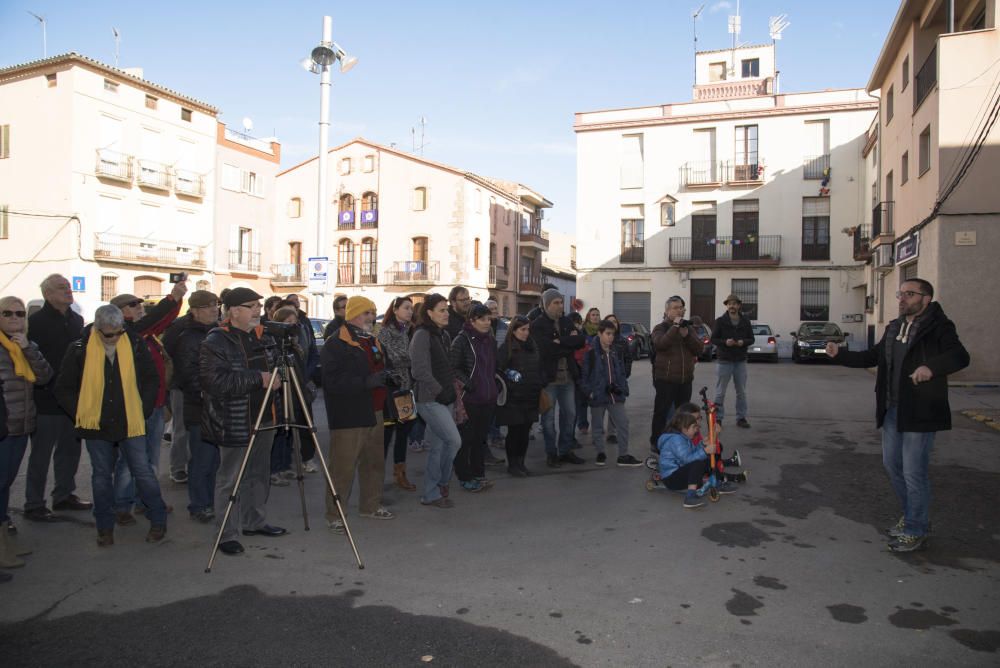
[0,272,966,577]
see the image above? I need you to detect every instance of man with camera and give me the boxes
[321,296,394,533]
[711,294,754,428]
[200,288,287,556]
[650,296,704,448]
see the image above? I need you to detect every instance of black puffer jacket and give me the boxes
[162,313,192,390]
[172,318,215,428]
[0,338,53,435]
[495,337,544,426]
[529,313,586,383]
[55,327,158,442]
[199,324,277,448]
[29,301,84,416]
[711,313,755,362]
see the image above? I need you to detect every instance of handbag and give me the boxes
[385,389,417,423]
[538,389,553,414]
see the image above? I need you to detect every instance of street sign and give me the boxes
[72,276,86,292]
[308,256,329,295]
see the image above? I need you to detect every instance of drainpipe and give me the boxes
[947,0,955,33]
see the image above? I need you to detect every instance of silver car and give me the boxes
[749,324,779,362]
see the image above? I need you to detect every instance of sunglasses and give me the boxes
[1,310,26,318]
[100,329,125,338]
[122,300,143,309]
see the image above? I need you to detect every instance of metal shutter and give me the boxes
[612,292,651,329]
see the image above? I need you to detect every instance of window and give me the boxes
[691,201,717,261]
[489,242,497,267]
[363,154,374,173]
[103,79,119,93]
[732,279,758,320]
[134,276,163,299]
[919,126,931,175]
[802,197,831,261]
[288,197,302,218]
[222,163,241,191]
[339,157,351,175]
[412,237,428,263]
[620,134,644,189]
[800,278,830,321]
[413,187,427,211]
[101,275,118,302]
[237,227,254,264]
[902,56,910,91]
[361,191,377,211]
[734,125,759,179]
[901,152,909,185]
[901,261,919,281]
[474,237,481,270]
[180,108,192,122]
[242,170,263,197]
[733,199,760,261]
[0,204,8,239]
[620,218,644,263]
[660,201,675,227]
[886,86,894,124]
[145,95,158,110]
[503,246,510,270]
[741,58,760,78]
[0,124,9,159]
[339,194,355,228]
[360,238,377,284]
[338,239,355,284]
[46,73,56,87]
[709,61,727,81]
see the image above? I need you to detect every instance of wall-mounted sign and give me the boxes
[72,276,86,292]
[895,231,919,265]
[308,257,329,295]
[955,231,977,246]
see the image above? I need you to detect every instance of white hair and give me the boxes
[94,304,125,331]
[40,274,68,296]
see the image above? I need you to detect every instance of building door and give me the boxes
[289,241,302,265]
[691,203,717,261]
[612,291,651,329]
[732,200,759,261]
[690,278,716,326]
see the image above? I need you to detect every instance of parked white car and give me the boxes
[749,323,779,362]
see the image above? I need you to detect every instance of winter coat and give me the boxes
[449,324,498,406]
[580,343,629,407]
[0,382,6,440]
[651,321,703,384]
[172,318,215,428]
[323,316,345,341]
[29,301,84,416]
[409,325,456,405]
[495,337,544,426]
[377,322,413,391]
[321,324,387,430]
[55,326,158,442]
[835,302,969,432]
[710,313,755,362]
[613,334,633,378]
[0,339,53,435]
[657,431,707,480]
[162,313,192,390]
[529,313,586,384]
[125,295,181,408]
[199,324,277,448]
[445,308,466,341]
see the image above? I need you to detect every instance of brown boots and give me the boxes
[393,463,416,491]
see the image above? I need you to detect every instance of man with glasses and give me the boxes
[445,286,472,340]
[200,288,286,556]
[828,278,969,553]
[323,295,349,340]
[24,274,90,522]
[650,296,703,449]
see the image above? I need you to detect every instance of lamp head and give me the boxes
[299,56,319,74]
[311,43,336,67]
[339,54,358,74]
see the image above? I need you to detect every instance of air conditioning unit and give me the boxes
[874,244,894,273]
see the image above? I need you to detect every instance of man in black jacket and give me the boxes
[529,288,586,467]
[24,274,91,521]
[200,287,286,556]
[322,295,348,340]
[711,294,755,428]
[828,279,969,553]
[445,286,472,340]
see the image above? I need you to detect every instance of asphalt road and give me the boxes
[1,359,999,667]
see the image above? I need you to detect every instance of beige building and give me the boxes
[273,138,551,316]
[863,0,999,380]
[574,44,878,353]
[0,53,218,318]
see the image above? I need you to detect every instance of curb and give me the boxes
[960,409,1000,432]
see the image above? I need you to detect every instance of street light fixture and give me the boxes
[302,16,356,318]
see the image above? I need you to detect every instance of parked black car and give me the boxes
[791,322,849,363]
[619,322,652,359]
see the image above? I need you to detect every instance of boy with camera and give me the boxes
[581,320,642,467]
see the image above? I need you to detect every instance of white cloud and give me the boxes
[709,1,733,13]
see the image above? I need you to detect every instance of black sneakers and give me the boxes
[559,452,586,465]
[616,454,643,467]
[595,453,607,466]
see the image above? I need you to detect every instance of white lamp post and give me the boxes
[302,16,357,318]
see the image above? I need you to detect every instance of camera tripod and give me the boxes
[205,343,364,572]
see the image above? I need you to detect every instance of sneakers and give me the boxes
[460,480,486,493]
[421,497,454,509]
[408,440,427,452]
[170,470,189,484]
[886,517,932,539]
[303,461,319,474]
[726,471,749,484]
[683,491,705,509]
[280,469,297,480]
[578,425,589,434]
[96,529,114,547]
[717,481,738,495]
[736,418,751,429]
[546,455,562,468]
[115,511,136,526]
[616,454,643,467]
[484,453,506,466]
[270,473,290,487]
[595,453,607,466]
[607,434,618,444]
[360,507,395,520]
[145,525,167,543]
[888,534,928,553]
[190,510,215,523]
[327,519,346,534]
[559,452,586,465]
[724,450,742,468]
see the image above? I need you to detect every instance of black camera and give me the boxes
[169,272,187,283]
[263,320,299,340]
[678,319,692,328]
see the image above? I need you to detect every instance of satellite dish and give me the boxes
[242,117,253,133]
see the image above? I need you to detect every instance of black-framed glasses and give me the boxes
[122,300,143,309]
[99,329,125,338]
[895,291,927,299]
[0,310,26,318]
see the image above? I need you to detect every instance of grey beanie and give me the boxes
[542,288,564,309]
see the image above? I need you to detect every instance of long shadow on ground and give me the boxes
[0,584,577,667]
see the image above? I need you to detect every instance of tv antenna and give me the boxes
[411,115,427,155]
[692,4,705,85]
[112,27,121,67]
[769,14,791,94]
[728,0,742,77]
[27,11,47,58]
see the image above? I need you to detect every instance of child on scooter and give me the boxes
[657,412,717,509]
[673,402,747,483]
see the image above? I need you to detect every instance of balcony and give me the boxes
[338,211,355,230]
[95,149,133,183]
[731,162,763,184]
[520,270,543,295]
[914,46,937,112]
[668,235,781,267]
[93,233,206,269]
[488,265,509,290]
[137,159,171,191]
[385,260,440,285]
[620,245,645,264]
[680,161,725,187]
[174,169,206,198]
[693,77,773,101]
[872,202,894,242]
[228,250,261,272]
[270,263,305,286]
[803,154,830,180]
[519,223,550,250]
[359,266,377,284]
[359,209,378,229]
[853,224,872,262]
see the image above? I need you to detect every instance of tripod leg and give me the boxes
[291,428,309,531]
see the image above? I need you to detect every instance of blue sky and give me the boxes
[0,1,899,234]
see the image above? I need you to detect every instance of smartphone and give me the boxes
[169,272,187,283]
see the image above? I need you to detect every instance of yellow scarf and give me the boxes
[0,331,36,383]
[76,331,146,438]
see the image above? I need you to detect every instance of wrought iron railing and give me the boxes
[803,154,830,180]
[669,235,782,264]
[270,263,304,284]
[137,159,171,190]
[94,233,206,268]
[95,149,133,182]
[489,265,509,289]
[385,260,439,284]
[872,202,894,238]
[853,224,872,261]
[680,161,726,186]
[228,250,261,272]
[914,46,937,111]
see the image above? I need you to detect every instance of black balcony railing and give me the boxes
[873,201,894,238]
[620,245,645,263]
[680,161,725,186]
[94,233,206,268]
[519,223,549,248]
[853,224,872,261]
[359,266,377,284]
[385,260,439,284]
[229,250,261,272]
[270,263,304,284]
[520,270,543,293]
[488,265,509,289]
[914,46,937,111]
[803,154,830,179]
[731,162,762,182]
[669,235,782,265]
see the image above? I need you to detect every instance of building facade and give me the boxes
[574,44,878,355]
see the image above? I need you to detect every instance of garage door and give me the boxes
[612,291,651,329]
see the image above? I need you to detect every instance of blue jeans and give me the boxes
[88,437,167,530]
[186,424,219,514]
[114,406,164,512]
[0,434,30,522]
[541,382,576,456]
[714,361,748,422]
[882,406,935,537]
[417,402,462,503]
[270,430,293,474]
[409,416,426,445]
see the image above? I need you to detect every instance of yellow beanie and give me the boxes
[345,296,377,321]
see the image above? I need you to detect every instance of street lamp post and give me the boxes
[302,16,356,318]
